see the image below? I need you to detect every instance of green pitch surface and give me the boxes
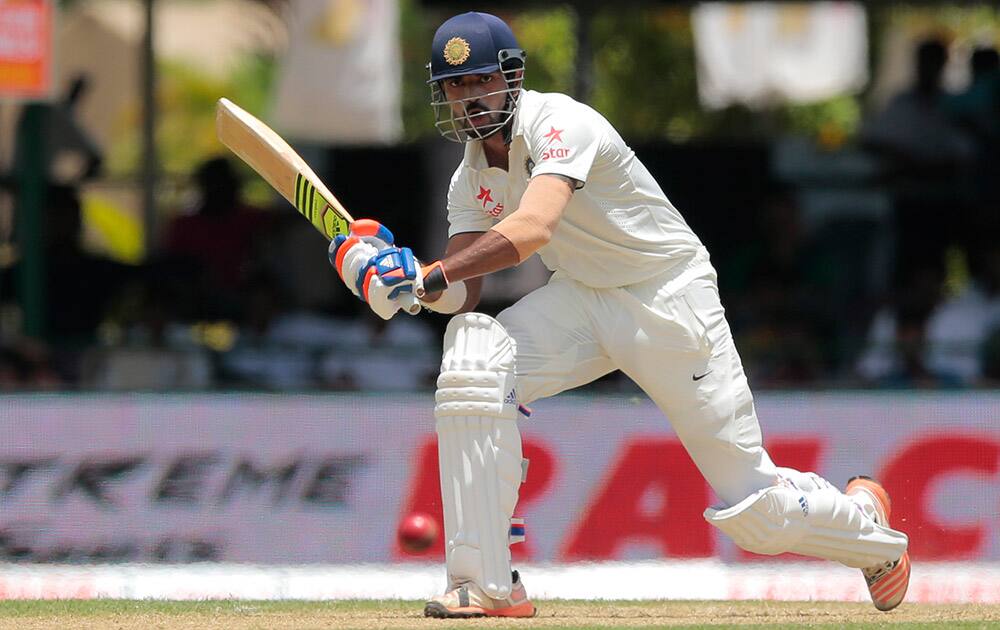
[0,600,998,629]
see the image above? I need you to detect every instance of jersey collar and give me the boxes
[510,89,537,141]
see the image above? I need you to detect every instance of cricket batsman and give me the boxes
[330,12,911,618]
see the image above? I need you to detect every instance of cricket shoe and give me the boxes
[424,571,535,618]
[847,475,911,611]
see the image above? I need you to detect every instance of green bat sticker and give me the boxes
[294,174,350,240]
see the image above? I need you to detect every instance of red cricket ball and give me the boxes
[398,512,439,554]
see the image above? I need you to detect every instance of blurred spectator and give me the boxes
[877,299,961,389]
[981,326,1000,386]
[720,189,830,385]
[44,185,132,345]
[319,312,438,391]
[860,38,975,170]
[857,242,1000,388]
[0,339,62,391]
[256,201,345,313]
[77,267,215,391]
[215,270,438,391]
[860,37,975,294]
[215,270,310,390]
[856,267,948,386]
[946,46,1000,208]
[80,345,212,391]
[946,46,1000,139]
[925,244,1000,384]
[163,157,269,319]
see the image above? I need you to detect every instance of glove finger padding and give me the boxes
[371,247,419,299]
[348,219,395,249]
[329,235,380,299]
[364,278,408,320]
[328,219,397,299]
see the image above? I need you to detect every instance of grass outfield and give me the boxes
[0,600,998,629]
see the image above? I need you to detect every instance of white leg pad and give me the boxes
[704,483,909,568]
[436,313,522,599]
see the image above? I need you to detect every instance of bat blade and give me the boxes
[215,98,420,315]
[215,97,351,240]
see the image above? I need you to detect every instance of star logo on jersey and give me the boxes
[477,186,494,208]
[542,126,565,144]
[540,126,571,160]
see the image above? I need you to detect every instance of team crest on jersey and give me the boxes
[443,37,471,66]
[524,156,535,176]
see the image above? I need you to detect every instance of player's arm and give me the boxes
[418,174,574,296]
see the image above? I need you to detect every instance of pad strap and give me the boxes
[509,517,525,545]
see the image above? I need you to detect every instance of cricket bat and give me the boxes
[215,98,419,314]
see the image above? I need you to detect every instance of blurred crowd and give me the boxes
[727,38,1000,389]
[1,38,999,393]
[0,156,442,392]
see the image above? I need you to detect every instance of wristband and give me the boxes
[417,261,449,297]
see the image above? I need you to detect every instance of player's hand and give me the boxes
[369,248,450,304]
[328,219,400,319]
[329,219,394,299]
[362,246,421,320]
[356,249,451,317]
[328,220,420,319]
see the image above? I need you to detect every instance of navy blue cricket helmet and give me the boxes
[429,12,523,82]
[427,12,526,143]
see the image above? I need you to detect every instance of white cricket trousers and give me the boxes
[497,247,779,506]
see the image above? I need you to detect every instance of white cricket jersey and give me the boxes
[446,89,703,288]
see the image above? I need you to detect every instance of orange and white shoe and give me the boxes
[424,570,535,618]
[847,475,911,611]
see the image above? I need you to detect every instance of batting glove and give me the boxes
[329,219,418,319]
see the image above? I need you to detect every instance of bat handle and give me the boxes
[402,292,422,315]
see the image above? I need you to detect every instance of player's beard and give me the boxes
[459,102,505,138]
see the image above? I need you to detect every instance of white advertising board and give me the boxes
[0,393,997,564]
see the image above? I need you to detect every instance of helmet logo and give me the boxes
[443,37,471,66]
